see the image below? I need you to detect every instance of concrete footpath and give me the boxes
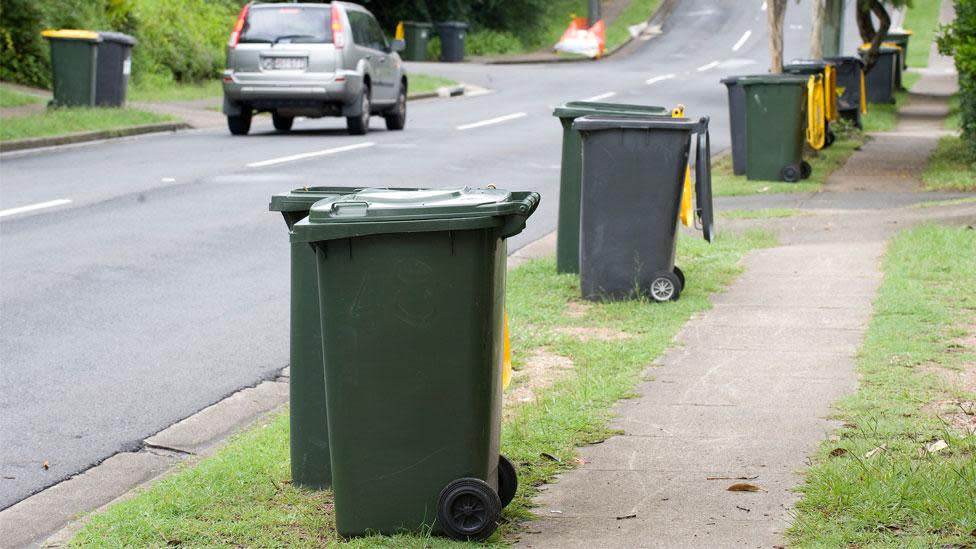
[517,8,972,549]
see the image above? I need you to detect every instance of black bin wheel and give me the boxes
[497,454,518,508]
[800,160,813,179]
[781,164,801,183]
[673,266,686,289]
[436,478,501,541]
[650,271,682,303]
[825,130,836,147]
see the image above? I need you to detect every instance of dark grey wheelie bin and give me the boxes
[721,75,767,176]
[94,31,136,106]
[552,101,669,274]
[859,44,900,104]
[291,187,540,541]
[825,56,866,128]
[436,21,469,62]
[270,187,364,489]
[573,116,715,303]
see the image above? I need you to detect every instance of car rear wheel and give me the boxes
[347,87,370,135]
[272,113,294,132]
[385,85,407,131]
[227,112,252,136]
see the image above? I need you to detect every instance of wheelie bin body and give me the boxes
[573,116,714,303]
[784,59,839,144]
[552,101,669,274]
[94,31,136,107]
[825,55,867,127]
[436,21,468,62]
[858,44,900,103]
[41,30,101,107]
[884,29,912,74]
[739,75,809,182]
[402,21,433,61]
[291,187,539,540]
[270,187,365,489]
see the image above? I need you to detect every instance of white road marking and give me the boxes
[696,61,721,72]
[247,142,375,168]
[645,73,676,85]
[789,24,804,30]
[582,91,617,102]
[732,30,752,51]
[161,177,176,183]
[0,199,72,219]
[457,112,527,131]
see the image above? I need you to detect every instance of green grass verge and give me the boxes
[717,208,806,220]
[0,85,45,108]
[788,224,976,548]
[410,73,459,95]
[128,78,223,103]
[0,107,174,142]
[712,130,866,197]
[946,94,961,130]
[862,71,922,132]
[913,196,976,208]
[70,229,776,547]
[921,136,976,191]
[902,0,942,68]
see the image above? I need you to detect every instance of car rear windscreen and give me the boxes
[240,6,332,44]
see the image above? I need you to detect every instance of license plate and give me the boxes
[263,57,307,70]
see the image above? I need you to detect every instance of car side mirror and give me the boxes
[391,39,405,53]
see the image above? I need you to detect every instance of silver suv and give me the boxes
[222,2,407,136]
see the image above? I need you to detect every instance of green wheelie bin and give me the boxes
[740,75,811,182]
[552,101,669,274]
[402,21,433,61]
[291,187,540,541]
[270,187,364,489]
[41,29,100,107]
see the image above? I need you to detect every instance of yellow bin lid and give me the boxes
[41,29,101,41]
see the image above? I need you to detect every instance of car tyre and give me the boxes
[385,85,407,131]
[347,86,370,135]
[272,113,294,132]
[227,112,252,136]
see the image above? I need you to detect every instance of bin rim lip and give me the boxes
[720,73,777,84]
[436,21,469,28]
[736,74,810,85]
[858,42,901,52]
[270,186,430,212]
[402,21,434,27]
[553,101,668,118]
[97,31,137,45]
[885,28,913,36]
[41,29,101,41]
[785,59,831,67]
[305,187,531,224]
[824,55,866,66]
[571,115,700,132]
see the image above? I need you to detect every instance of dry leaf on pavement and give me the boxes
[41,461,49,470]
[727,483,764,492]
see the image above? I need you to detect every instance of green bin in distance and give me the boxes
[402,21,432,61]
[291,187,538,541]
[41,29,100,107]
[740,75,810,182]
[552,101,668,274]
[270,187,364,489]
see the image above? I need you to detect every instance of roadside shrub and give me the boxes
[938,0,976,158]
[466,29,524,56]
[0,0,51,87]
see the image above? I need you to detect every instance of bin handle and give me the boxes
[330,201,370,217]
[694,116,715,243]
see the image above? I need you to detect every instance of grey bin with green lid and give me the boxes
[270,187,368,490]
[291,187,539,541]
[572,116,714,303]
[552,101,669,274]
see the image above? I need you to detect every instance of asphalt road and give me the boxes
[1,0,866,508]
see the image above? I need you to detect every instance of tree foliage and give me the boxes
[938,0,976,156]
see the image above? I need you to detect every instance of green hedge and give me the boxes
[0,0,242,89]
[938,0,976,158]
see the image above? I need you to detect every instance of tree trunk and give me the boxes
[767,0,788,73]
[810,0,826,58]
[856,0,892,71]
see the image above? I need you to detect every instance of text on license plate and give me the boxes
[263,57,307,70]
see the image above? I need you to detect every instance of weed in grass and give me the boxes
[71,229,776,547]
[0,107,173,141]
[788,224,976,548]
[922,136,976,191]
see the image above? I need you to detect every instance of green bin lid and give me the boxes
[784,59,830,72]
[571,115,699,132]
[737,74,809,86]
[553,101,668,119]
[402,21,433,28]
[291,187,540,243]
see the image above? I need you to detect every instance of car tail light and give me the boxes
[331,4,345,48]
[228,4,249,48]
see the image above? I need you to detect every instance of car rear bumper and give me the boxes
[222,70,363,110]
